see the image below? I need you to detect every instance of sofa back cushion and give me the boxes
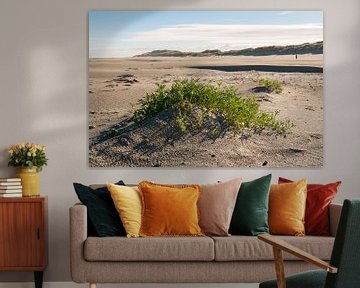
[269,179,307,236]
[279,177,341,236]
[139,181,203,236]
[107,183,142,238]
[73,181,126,237]
[229,174,271,236]
[198,178,242,236]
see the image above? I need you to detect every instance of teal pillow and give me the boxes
[229,174,272,236]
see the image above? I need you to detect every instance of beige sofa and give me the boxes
[70,203,342,287]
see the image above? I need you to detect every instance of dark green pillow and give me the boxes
[229,174,272,236]
[73,181,126,237]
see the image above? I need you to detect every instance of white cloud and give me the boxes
[278,11,295,15]
[131,23,322,44]
[133,23,322,49]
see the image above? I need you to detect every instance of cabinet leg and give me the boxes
[34,271,43,288]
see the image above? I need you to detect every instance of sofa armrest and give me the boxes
[69,203,88,283]
[329,203,342,237]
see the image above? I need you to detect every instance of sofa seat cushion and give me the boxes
[84,236,214,261]
[212,236,334,261]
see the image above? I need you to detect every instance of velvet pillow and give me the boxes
[138,181,203,237]
[107,184,142,238]
[278,177,341,236]
[229,174,272,236]
[269,179,307,236]
[198,178,242,236]
[73,181,126,237]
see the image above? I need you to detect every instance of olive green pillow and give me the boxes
[229,174,272,236]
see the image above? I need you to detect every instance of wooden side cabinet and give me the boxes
[0,197,47,288]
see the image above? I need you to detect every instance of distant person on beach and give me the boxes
[295,54,298,60]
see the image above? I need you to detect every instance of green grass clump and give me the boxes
[132,78,293,134]
[258,78,283,93]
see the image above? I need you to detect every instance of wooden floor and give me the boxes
[0,283,259,288]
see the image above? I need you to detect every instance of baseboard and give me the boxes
[0,282,259,288]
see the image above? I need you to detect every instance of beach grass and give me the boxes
[258,78,283,93]
[132,78,293,134]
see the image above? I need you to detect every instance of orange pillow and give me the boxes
[269,179,307,236]
[138,181,204,237]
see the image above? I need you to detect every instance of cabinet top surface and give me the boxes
[0,196,47,203]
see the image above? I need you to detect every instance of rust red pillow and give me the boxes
[278,177,341,236]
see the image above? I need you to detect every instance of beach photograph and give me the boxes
[88,11,323,167]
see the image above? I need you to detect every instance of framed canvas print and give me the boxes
[88,11,323,167]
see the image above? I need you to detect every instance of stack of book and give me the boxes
[0,178,22,197]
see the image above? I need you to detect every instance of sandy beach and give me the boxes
[88,55,323,167]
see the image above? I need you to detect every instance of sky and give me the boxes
[89,11,323,58]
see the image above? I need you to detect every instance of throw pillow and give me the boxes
[269,179,307,236]
[73,181,126,237]
[107,183,142,238]
[229,174,272,236]
[138,181,203,237]
[198,178,242,236]
[279,177,341,236]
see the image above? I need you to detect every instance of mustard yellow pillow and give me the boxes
[107,183,142,238]
[269,179,307,236]
[138,181,204,237]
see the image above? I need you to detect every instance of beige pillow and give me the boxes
[198,178,242,236]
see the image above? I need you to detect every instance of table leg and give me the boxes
[34,271,43,288]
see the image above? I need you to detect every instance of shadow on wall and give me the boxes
[0,149,11,178]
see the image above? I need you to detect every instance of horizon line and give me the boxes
[89,40,323,59]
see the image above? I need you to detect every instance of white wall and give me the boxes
[0,0,359,283]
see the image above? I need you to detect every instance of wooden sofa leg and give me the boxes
[89,283,97,288]
[273,247,286,288]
